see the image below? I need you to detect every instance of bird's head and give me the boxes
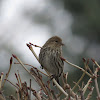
[44,36,64,48]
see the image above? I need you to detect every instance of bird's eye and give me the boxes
[55,41,58,42]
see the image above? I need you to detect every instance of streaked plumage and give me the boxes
[39,36,64,84]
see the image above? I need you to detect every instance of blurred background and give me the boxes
[0,0,100,99]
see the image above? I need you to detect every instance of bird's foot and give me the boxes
[50,75,56,81]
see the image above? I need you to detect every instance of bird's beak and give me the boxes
[61,43,64,46]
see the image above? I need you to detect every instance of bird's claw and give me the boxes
[50,75,56,81]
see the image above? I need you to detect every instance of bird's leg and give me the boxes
[50,75,56,81]
[50,75,60,86]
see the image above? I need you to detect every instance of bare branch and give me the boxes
[61,57,92,78]
[86,87,94,100]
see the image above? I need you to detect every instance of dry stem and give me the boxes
[63,58,92,78]
[2,57,13,88]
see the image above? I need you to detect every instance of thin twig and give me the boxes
[65,72,68,84]
[15,73,21,89]
[79,88,85,100]
[91,58,100,69]
[72,59,89,91]
[6,79,19,89]
[72,72,85,91]
[17,70,22,87]
[57,72,69,98]
[12,54,37,82]
[16,89,20,100]
[29,42,42,48]
[53,78,68,97]
[94,68,100,99]
[14,62,49,77]
[2,57,13,88]
[27,44,39,62]
[0,73,4,89]
[86,87,94,100]
[29,79,31,100]
[83,78,92,95]
[61,57,92,78]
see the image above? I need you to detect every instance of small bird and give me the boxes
[39,36,64,84]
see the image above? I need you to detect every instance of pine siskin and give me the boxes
[39,36,64,84]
